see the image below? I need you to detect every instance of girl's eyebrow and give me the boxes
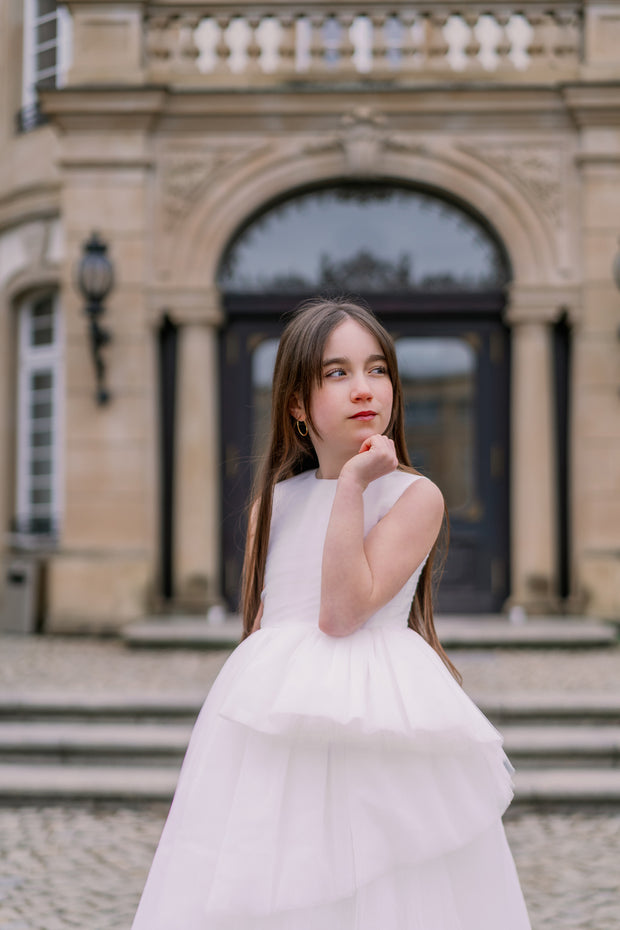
[322,354,387,367]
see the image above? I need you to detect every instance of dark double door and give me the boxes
[220,293,510,615]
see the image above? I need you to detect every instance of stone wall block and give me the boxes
[47,555,151,631]
[67,4,145,86]
[583,2,620,72]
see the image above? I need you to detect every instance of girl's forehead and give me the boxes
[322,319,383,356]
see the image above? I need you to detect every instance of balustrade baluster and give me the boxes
[146,15,172,71]
[462,11,482,69]
[308,14,327,73]
[527,12,555,68]
[494,12,512,70]
[245,15,262,74]
[400,11,424,72]
[370,12,389,73]
[178,15,200,72]
[278,14,297,76]
[215,15,232,73]
[552,11,580,63]
[427,12,449,69]
[337,12,356,74]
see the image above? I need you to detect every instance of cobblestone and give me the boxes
[0,804,619,930]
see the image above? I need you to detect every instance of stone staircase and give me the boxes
[1,687,620,804]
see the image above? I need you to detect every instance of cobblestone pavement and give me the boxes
[0,804,619,930]
[1,632,620,695]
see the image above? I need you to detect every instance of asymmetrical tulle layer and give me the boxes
[132,625,518,929]
[220,623,513,754]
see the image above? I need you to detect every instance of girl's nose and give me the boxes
[351,375,372,400]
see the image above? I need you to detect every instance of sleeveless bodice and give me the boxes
[262,468,426,633]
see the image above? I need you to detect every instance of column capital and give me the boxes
[147,288,224,327]
[505,284,580,326]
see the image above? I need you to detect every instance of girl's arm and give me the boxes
[319,435,444,637]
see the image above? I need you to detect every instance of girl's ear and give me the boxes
[289,392,305,421]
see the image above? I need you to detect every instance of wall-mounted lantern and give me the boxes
[76,231,114,405]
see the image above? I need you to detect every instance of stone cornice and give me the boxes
[38,84,577,134]
[505,284,581,325]
[38,87,167,133]
[562,83,620,127]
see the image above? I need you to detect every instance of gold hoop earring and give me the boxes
[296,419,308,437]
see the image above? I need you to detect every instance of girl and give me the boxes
[132,298,531,930]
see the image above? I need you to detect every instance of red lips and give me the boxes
[350,411,376,419]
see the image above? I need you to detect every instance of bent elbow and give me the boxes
[318,609,364,637]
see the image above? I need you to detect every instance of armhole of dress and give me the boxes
[378,472,424,520]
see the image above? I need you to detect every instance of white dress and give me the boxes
[132,469,531,930]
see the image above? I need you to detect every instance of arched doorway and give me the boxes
[218,182,511,614]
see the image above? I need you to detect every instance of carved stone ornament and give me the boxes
[162,155,218,227]
[458,144,565,228]
[340,106,387,175]
[161,144,272,230]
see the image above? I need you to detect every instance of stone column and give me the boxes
[173,294,223,611]
[506,293,560,613]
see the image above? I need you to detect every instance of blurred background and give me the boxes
[1,1,620,634]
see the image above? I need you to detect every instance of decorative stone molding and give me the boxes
[159,143,273,233]
[458,143,565,228]
[505,283,580,325]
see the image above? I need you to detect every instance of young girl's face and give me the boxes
[295,317,394,473]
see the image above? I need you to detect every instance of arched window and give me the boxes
[219,183,510,294]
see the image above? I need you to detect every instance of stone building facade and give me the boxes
[0,0,619,631]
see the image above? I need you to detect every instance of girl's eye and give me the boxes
[370,365,388,375]
[325,368,346,378]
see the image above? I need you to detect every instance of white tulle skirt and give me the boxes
[131,624,531,930]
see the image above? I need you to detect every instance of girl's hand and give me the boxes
[340,434,398,490]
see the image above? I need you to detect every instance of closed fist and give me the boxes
[340,434,398,488]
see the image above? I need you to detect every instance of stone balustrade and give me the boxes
[143,3,582,84]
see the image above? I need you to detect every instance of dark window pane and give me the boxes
[36,19,57,44]
[32,371,53,391]
[31,431,52,448]
[32,297,53,319]
[396,337,476,511]
[36,47,56,73]
[31,325,54,346]
[36,74,56,89]
[219,184,510,293]
[30,459,52,476]
[31,400,53,419]
[31,488,52,506]
[37,0,57,18]
[251,338,279,469]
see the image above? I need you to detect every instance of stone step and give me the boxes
[1,762,620,805]
[3,690,620,726]
[0,691,207,723]
[122,616,618,650]
[1,720,620,768]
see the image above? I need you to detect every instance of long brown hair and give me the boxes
[240,297,461,684]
